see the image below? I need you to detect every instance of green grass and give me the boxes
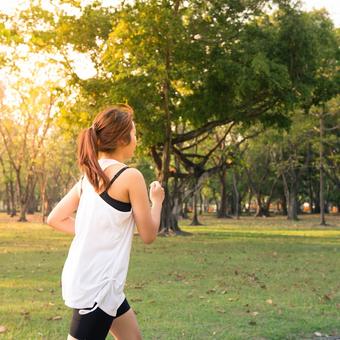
[0,213,339,339]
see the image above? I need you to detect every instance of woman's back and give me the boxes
[62,159,135,317]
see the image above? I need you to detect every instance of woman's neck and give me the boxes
[98,151,125,163]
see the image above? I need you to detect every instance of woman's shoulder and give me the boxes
[104,166,145,191]
[118,167,145,185]
[104,164,141,176]
[105,166,145,204]
[124,167,143,176]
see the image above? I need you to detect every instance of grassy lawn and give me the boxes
[0,213,339,340]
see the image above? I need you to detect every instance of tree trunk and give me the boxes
[263,178,278,216]
[159,75,179,233]
[199,191,203,215]
[14,168,28,222]
[5,182,11,215]
[319,108,326,226]
[0,158,16,216]
[307,143,314,214]
[288,191,298,220]
[217,167,231,218]
[255,195,266,217]
[264,197,272,216]
[287,187,298,220]
[308,181,314,214]
[280,192,288,216]
[16,170,36,222]
[27,193,37,214]
[190,184,202,226]
[282,174,298,220]
[157,37,185,234]
[182,201,189,219]
[9,180,16,217]
[18,200,28,222]
[232,171,240,219]
[40,175,48,223]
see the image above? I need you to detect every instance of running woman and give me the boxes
[47,104,165,340]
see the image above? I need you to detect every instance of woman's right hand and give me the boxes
[149,181,165,205]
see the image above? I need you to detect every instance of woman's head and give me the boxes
[77,104,135,192]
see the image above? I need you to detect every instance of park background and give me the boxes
[0,0,339,339]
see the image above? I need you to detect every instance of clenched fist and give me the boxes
[149,181,165,205]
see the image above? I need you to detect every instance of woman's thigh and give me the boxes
[109,308,142,340]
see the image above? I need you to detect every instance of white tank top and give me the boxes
[61,158,135,316]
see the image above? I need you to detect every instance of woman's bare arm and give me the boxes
[127,169,164,244]
[47,183,80,235]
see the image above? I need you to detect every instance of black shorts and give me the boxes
[69,298,131,340]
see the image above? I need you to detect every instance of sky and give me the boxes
[0,0,339,27]
[301,0,340,27]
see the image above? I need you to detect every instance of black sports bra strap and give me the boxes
[105,166,129,191]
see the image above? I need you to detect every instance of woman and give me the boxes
[47,104,165,340]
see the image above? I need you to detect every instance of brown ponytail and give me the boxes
[77,104,134,192]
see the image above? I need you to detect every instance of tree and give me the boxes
[20,0,339,231]
[242,136,279,217]
[84,0,302,231]
[310,97,340,224]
